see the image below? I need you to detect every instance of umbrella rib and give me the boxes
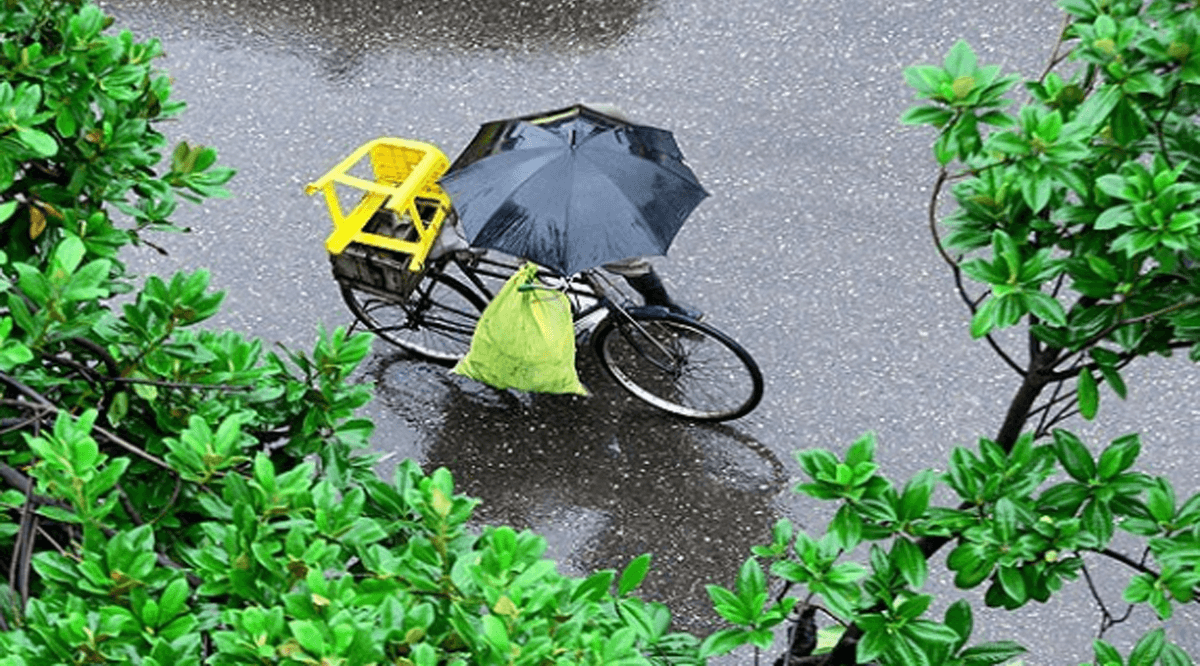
[445,146,563,227]
[579,142,706,193]
[572,150,703,249]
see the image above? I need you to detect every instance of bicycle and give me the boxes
[307,138,764,422]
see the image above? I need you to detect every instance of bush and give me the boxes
[702,1,1200,665]
[0,1,707,663]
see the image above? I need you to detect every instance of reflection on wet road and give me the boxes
[108,0,649,76]
[368,350,787,630]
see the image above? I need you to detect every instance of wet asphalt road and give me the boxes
[101,0,1200,659]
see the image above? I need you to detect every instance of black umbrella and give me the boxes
[439,104,709,276]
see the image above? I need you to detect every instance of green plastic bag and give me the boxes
[452,262,587,395]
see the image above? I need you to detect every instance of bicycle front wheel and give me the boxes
[340,271,484,366]
[592,311,763,421]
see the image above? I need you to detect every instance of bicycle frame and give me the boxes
[444,252,605,321]
[441,251,682,366]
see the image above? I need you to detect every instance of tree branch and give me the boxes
[1047,298,1200,378]
[91,424,173,472]
[927,170,1027,376]
[0,461,201,587]
[1037,14,1075,85]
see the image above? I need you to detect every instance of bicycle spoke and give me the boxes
[596,312,762,421]
[340,271,484,365]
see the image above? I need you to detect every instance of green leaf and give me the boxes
[889,633,932,666]
[699,628,751,658]
[1021,174,1053,213]
[1111,98,1146,146]
[857,628,889,663]
[1160,644,1194,666]
[56,107,77,137]
[481,614,509,654]
[1077,369,1099,420]
[997,566,1027,604]
[892,537,928,589]
[948,543,996,589]
[1123,573,1154,604]
[618,553,652,596]
[1053,430,1096,481]
[1085,256,1120,283]
[978,110,1016,127]
[830,504,862,550]
[1035,110,1063,141]
[89,457,129,497]
[944,40,978,78]
[16,128,57,157]
[1060,0,1098,18]
[1096,363,1127,400]
[1096,434,1140,481]
[845,432,876,466]
[992,497,1018,543]
[1073,85,1122,131]
[410,643,436,666]
[572,569,615,602]
[1094,639,1124,666]
[901,105,955,127]
[290,619,324,655]
[735,557,766,603]
[904,620,961,646]
[905,65,951,96]
[992,230,1020,276]
[1128,628,1165,666]
[943,600,972,644]
[158,577,190,621]
[897,470,935,522]
[706,585,749,625]
[1083,499,1115,546]
[1022,291,1067,326]
[1097,174,1136,201]
[796,449,839,481]
[1146,479,1176,525]
[36,505,81,524]
[54,235,86,275]
[958,641,1028,665]
[896,594,932,621]
[987,131,1030,155]
[970,297,1000,338]
[934,132,955,165]
[1039,481,1090,514]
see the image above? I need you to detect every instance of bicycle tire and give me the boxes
[340,271,485,366]
[592,310,763,421]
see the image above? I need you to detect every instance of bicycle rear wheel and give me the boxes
[592,310,763,421]
[340,271,484,366]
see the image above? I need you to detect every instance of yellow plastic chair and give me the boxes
[305,137,451,273]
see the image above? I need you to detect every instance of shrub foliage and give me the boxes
[704,1,1200,665]
[0,1,705,663]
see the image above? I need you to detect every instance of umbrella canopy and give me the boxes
[439,104,709,276]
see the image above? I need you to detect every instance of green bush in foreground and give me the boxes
[0,0,705,663]
[705,1,1200,665]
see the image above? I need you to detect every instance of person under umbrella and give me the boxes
[585,103,703,320]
